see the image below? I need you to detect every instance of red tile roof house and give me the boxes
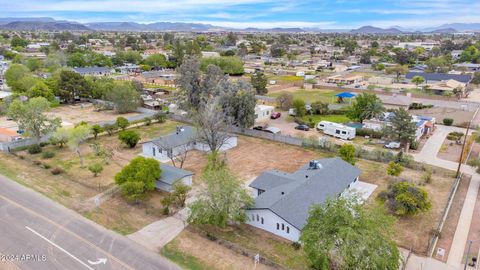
[0,128,22,143]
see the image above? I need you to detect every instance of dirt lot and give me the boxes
[47,103,140,127]
[182,135,332,183]
[438,138,464,162]
[410,107,474,127]
[434,175,471,262]
[358,160,456,255]
[162,229,276,270]
[0,102,141,130]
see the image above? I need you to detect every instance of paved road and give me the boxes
[0,175,180,270]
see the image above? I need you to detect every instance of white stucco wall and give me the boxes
[246,209,301,242]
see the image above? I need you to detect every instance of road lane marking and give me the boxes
[0,194,134,270]
[25,226,95,270]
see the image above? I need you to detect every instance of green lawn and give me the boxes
[268,89,340,104]
[302,114,351,124]
[269,75,305,82]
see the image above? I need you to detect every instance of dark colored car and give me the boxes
[270,112,281,119]
[253,126,264,131]
[295,124,310,131]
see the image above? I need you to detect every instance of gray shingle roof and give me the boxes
[248,158,361,230]
[147,126,197,149]
[406,72,472,83]
[73,67,112,74]
[157,164,194,186]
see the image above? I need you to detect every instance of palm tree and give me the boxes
[361,100,385,121]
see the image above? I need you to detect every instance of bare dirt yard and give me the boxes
[438,138,464,162]
[46,102,140,127]
[410,107,474,127]
[434,175,471,262]
[162,228,276,270]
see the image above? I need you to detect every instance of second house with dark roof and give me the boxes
[246,158,373,242]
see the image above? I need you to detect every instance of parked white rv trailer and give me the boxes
[316,121,355,140]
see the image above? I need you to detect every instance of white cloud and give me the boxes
[192,20,336,29]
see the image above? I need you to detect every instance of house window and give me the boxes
[261,218,264,224]
[276,223,279,230]
[286,227,290,233]
[252,215,255,221]
[336,130,340,134]
[256,215,259,221]
[152,147,156,156]
[281,224,284,230]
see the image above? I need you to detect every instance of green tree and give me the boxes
[51,127,69,148]
[301,197,400,270]
[338,144,356,165]
[144,54,167,69]
[386,108,417,149]
[7,97,61,142]
[88,163,104,177]
[67,124,91,168]
[385,65,408,82]
[118,130,140,148]
[188,165,253,228]
[10,36,28,48]
[200,56,244,76]
[91,124,104,139]
[162,182,192,211]
[115,117,130,131]
[105,83,140,113]
[346,93,384,123]
[26,81,55,101]
[4,64,30,93]
[411,76,425,87]
[115,157,161,202]
[103,124,118,136]
[292,99,306,117]
[311,101,329,115]
[57,70,92,104]
[251,71,268,95]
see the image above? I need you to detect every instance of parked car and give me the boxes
[263,127,281,134]
[295,124,310,131]
[253,126,264,131]
[385,142,401,149]
[270,112,281,119]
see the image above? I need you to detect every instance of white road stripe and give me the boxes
[25,226,95,270]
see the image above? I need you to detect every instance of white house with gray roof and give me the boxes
[246,158,361,242]
[156,164,194,192]
[142,126,237,162]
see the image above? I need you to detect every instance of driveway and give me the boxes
[0,174,180,270]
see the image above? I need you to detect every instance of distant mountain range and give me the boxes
[0,17,479,33]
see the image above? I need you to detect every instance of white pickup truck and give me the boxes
[384,142,401,149]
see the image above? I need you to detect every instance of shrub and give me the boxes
[116,117,130,130]
[41,151,55,159]
[33,160,42,166]
[118,130,141,148]
[88,163,104,177]
[422,170,433,184]
[291,242,301,250]
[338,144,356,165]
[386,162,403,176]
[91,124,104,139]
[144,117,152,126]
[355,128,383,139]
[39,142,49,147]
[380,181,431,216]
[154,112,166,123]
[409,141,419,150]
[443,118,454,126]
[28,144,42,154]
[41,163,51,169]
[51,167,65,175]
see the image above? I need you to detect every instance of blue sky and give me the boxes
[2,0,480,29]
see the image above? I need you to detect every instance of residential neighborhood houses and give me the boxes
[0,17,480,270]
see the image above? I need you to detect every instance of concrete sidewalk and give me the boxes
[410,124,479,269]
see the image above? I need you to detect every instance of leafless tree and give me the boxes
[193,98,233,154]
[170,143,191,169]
